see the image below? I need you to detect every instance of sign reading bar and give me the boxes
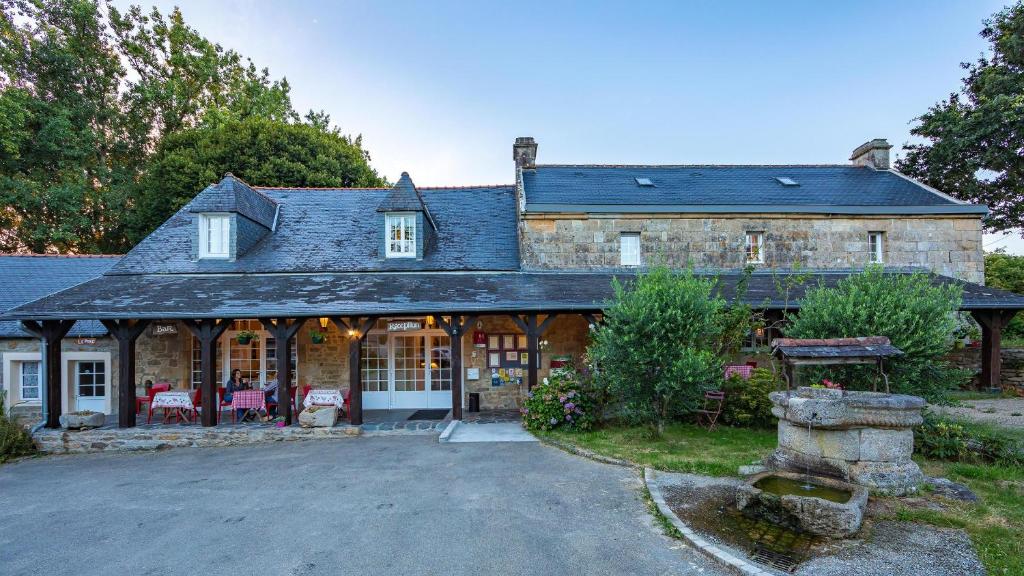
[151,323,178,337]
[387,321,421,332]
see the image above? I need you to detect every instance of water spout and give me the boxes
[803,412,818,491]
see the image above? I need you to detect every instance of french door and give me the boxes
[75,361,106,413]
[361,332,452,410]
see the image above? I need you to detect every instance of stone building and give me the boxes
[3,136,1022,429]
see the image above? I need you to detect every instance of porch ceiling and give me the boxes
[2,269,1023,321]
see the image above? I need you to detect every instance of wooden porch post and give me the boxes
[100,319,151,428]
[510,313,559,390]
[21,320,75,429]
[259,318,303,425]
[971,310,1018,390]
[183,319,230,427]
[436,315,477,420]
[331,317,376,425]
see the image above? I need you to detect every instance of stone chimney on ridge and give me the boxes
[850,138,892,170]
[513,137,538,169]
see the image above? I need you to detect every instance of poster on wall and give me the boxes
[488,352,501,367]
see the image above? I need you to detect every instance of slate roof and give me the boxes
[110,184,518,274]
[0,255,120,337]
[188,174,279,229]
[772,338,904,360]
[5,269,1023,321]
[521,165,988,215]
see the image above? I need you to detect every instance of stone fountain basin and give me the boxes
[736,471,869,538]
[769,387,926,429]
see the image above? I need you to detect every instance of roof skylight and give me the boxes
[635,177,654,187]
[775,177,799,186]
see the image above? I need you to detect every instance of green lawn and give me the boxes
[543,421,1023,575]
[541,423,776,477]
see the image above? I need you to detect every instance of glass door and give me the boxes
[390,335,426,409]
[427,335,452,409]
[361,334,390,409]
[75,361,106,413]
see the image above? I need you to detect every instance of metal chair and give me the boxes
[696,390,725,431]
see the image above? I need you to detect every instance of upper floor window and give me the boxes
[620,233,640,266]
[199,214,231,258]
[745,231,764,264]
[386,213,416,258]
[868,231,884,263]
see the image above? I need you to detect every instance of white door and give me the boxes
[75,360,106,413]
[426,335,453,409]
[390,335,426,409]
[361,334,390,409]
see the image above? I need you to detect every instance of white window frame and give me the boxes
[198,213,231,259]
[868,231,884,264]
[745,231,765,264]
[620,233,641,266]
[20,360,40,402]
[385,213,417,258]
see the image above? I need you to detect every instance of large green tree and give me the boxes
[897,2,1024,233]
[0,0,381,252]
[130,117,385,242]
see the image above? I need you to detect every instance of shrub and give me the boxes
[721,368,780,428]
[915,411,1023,466]
[786,267,967,401]
[521,369,596,432]
[0,391,35,463]
[588,267,725,434]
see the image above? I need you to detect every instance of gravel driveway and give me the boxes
[931,398,1024,428]
[0,436,723,576]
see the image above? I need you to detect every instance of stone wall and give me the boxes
[296,319,349,390]
[135,323,190,389]
[946,346,1024,389]
[520,214,984,283]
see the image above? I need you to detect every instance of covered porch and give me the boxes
[6,269,1024,431]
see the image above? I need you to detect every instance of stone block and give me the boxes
[298,406,338,428]
[858,428,913,463]
[778,421,860,461]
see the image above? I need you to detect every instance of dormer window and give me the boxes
[199,214,231,258]
[386,213,416,258]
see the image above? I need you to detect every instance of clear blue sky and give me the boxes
[118,0,1022,252]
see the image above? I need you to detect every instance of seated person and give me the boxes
[262,372,279,417]
[223,369,251,421]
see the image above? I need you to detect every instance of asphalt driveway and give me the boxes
[0,436,722,575]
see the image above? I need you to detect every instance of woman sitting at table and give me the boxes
[223,369,250,421]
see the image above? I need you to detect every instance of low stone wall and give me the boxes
[947,346,1024,388]
[32,425,363,454]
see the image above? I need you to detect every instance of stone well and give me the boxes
[766,387,926,496]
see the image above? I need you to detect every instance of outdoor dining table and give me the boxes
[150,391,194,423]
[231,389,266,422]
[303,389,344,409]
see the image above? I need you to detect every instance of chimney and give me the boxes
[850,138,892,170]
[513,137,538,169]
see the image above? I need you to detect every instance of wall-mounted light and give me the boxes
[319,317,329,329]
[348,329,357,337]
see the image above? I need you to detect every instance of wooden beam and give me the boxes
[21,320,75,428]
[259,318,303,425]
[436,315,477,420]
[332,317,377,425]
[184,319,230,426]
[100,319,150,428]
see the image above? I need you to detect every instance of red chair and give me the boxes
[696,390,726,431]
[144,382,172,424]
[218,386,236,423]
[343,388,351,415]
[189,388,202,423]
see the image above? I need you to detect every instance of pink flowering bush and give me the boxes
[521,369,595,432]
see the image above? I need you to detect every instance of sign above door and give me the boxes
[387,320,422,332]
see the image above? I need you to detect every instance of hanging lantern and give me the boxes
[319,317,329,329]
[473,329,487,348]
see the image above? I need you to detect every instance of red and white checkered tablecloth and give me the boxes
[724,365,754,380]
[151,391,194,410]
[231,389,266,411]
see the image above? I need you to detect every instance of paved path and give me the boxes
[931,398,1024,429]
[445,421,538,443]
[0,436,723,576]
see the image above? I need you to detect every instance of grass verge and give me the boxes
[539,422,775,477]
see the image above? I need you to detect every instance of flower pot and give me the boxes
[311,334,326,345]
[59,411,105,430]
